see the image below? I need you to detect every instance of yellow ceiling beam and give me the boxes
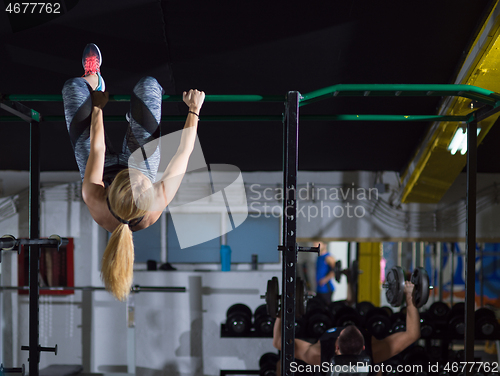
[400,1,500,203]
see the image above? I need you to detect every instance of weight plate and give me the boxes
[334,260,342,283]
[411,267,430,308]
[351,260,358,280]
[385,266,405,307]
[351,260,359,303]
[296,277,306,318]
[266,277,280,318]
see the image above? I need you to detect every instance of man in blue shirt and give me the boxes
[316,241,337,304]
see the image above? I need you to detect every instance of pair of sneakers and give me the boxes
[82,43,105,92]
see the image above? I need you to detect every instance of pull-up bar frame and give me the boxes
[2,83,500,123]
[2,83,500,376]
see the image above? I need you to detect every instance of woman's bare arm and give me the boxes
[152,89,205,211]
[82,106,106,205]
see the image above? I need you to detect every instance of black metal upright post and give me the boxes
[464,120,477,375]
[281,91,300,376]
[29,120,41,376]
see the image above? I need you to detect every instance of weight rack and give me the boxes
[279,84,500,376]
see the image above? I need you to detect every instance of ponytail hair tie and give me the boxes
[106,197,145,229]
[107,197,129,224]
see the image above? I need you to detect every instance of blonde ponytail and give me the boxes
[101,224,135,301]
[101,169,153,301]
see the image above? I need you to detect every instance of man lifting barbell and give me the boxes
[272,281,420,376]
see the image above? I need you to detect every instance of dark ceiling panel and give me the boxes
[0,0,496,173]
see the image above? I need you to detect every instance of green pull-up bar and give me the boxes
[0,114,473,122]
[4,84,500,104]
[2,94,285,103]
[299,84,500,107]
[1,84,499,122]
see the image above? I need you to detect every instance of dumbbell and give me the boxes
[254,304,274,336]
[356,301,375,322]
[391,311,406,334]
[307,296,328,314]
[426,301,450,337]
[455,349,465,362]
[403,345,429,367]
[306,297,334,338]
[448,302,465,338]
[334,306,362,328]
[226,303,253,335]
[380,306,394,317]
[259,352,279,376]
[328,301,348,318]
[419,312,434,338]
[295,316,307,338]
[363,307,392,340]
[263,276,307,318]
[381,355,403,376]
[383,266,432,308]
[475,307,499,338]
[428,301,450,320]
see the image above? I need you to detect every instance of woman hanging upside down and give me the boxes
[62,43,205,301]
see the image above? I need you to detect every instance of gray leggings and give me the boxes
[62,76,163,183]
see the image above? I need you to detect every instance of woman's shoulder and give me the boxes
[82,184,121,232]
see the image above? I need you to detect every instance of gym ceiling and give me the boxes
[1,0,500,203]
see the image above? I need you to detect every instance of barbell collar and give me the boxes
[297,245,320,254]
[39,344,58,355]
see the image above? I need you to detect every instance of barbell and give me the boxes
[383,266,432,308]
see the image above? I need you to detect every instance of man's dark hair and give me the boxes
[337,325,365,355]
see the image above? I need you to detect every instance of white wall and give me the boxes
[0,212,19,368]
[131,271,278,376]
[244,171,500,241]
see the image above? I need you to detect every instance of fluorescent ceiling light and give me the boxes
[447,127,481,155]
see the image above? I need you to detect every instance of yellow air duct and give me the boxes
[400,1,500,203]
